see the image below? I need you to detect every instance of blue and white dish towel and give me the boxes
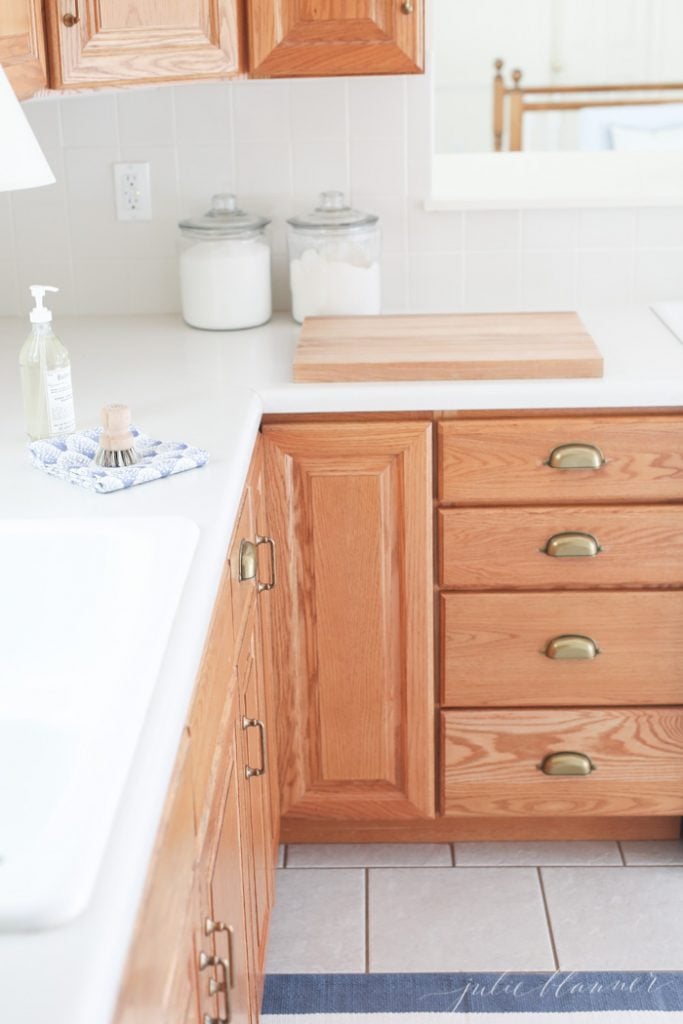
[29,427,209,494]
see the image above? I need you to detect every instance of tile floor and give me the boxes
[265,841,683,974]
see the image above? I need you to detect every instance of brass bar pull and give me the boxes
[547,443,605,470]
[545,635,598,660]
[255,535,276,592]
[540,751,595,776]
[199,954,230,1023]
[238,539,256,582]
[401,1,414,12]
[544,532,600,558]
[204,921,235,988]
[243,716,267,778]
[62,1,80,27]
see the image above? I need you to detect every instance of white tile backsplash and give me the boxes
[7,78,683,317]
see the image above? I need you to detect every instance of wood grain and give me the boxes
[438,416,683,505]
[0,0,46,98]
[248,0,424,77]
[263,420,435,821]
[441,591,683,707]
[442,707,683,816]
[293,313,603,383]
[44,0,243,89]
[439,505,683,590]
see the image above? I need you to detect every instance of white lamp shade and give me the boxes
[0,63,55,191]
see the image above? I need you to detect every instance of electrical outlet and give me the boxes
[113,162,152,221]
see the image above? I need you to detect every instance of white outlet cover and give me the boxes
[113,162,152,222]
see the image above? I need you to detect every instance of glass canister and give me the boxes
[286,191,381,324]
[178,194,272,330]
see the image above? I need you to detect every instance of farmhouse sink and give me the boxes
[0,517,199,931]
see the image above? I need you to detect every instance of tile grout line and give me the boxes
[537,867,560,972]
[364,868,370,974]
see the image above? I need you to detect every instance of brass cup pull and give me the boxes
[545,634,598,660]
[544,532,600,558]
[540,751,595,776]
[255,534,276,592]
[238,538,256,582]
[243,716,267,778]
[547,443,605,470]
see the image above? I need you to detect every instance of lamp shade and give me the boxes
[0,63,55,192]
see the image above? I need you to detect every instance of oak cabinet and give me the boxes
[43,0,244,90]
[263,420,435,825]
[248,0,425,78]
[1,0,47,98]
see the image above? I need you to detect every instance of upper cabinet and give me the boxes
[43,0,244,89]
[247,0,425,77]
[1,0,47,98]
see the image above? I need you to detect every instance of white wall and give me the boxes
[2,71,683,318]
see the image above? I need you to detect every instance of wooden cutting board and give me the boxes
[293,312,603,382]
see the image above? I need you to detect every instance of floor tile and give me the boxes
[286,843,453,868]
[368,867,554,972]
[265,869,365,974]
[454,841,622,867]
[542,866,683,969]
[621,840,683,865]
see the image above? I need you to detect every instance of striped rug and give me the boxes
[262,972,683,1020]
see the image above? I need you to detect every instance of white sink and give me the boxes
[0,517,199,931]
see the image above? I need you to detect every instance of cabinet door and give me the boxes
[238,602,275,985]
[45,0,243,89]
[1,0,47,98]
[263,420,435,822]
[248,0,424,77]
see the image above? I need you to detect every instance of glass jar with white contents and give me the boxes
[178,194,272,330]
[286,191,381,324]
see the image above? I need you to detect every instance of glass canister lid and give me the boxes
[179,193,271,239]
[287,190,378,233]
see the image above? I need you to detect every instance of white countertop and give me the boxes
[0,305,681,1024]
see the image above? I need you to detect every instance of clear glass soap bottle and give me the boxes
[19,285,76,441]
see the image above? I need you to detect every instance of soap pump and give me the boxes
[19,285,76,441]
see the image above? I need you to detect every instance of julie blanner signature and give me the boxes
[426,971,673,1012]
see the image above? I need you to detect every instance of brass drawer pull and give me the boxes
[238,538,256,582]
[204,920,235,988]
[255,534,276,592]
[544,532,601,558]
[243,716,267,778]
[547,443,605,470]
[401,1,414,12]
[540,751,595,776]
[545,634,598,660]
[62,1,80,27]
[199,953,230,1022]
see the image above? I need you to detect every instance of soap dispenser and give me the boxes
[19,285,75,441]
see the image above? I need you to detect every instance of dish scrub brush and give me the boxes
[94,404,139,468]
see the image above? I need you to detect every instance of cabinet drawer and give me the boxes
[439,506,683,590]
[441,592,683,707]
[438,416,683,505]
[441,708,683,817]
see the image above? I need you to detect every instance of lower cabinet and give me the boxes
[113,439,277,1024]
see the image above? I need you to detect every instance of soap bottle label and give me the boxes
[46,366,75,435]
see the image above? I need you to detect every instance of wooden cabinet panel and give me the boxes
[442,707,683,817]
[1,0,47,98]
[438,416,683,506]
[44,0,243,89]
[439,505,683,590]
[441,591,683,707]
[248,0,424,77]
[263,421,434,821]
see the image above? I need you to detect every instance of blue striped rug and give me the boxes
[262,972,683,1020]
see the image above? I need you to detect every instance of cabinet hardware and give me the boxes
[545,635,598,660]
[62,1,80,27]
[546,443,605,470]
[540,751,595,776]
[205,921,235,988]
[243,716,267,778]
[401,0,414,11]
[543,532,601,557]
[255,534,276,592]
[199,953,231,1022]
[238,539,257,583]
